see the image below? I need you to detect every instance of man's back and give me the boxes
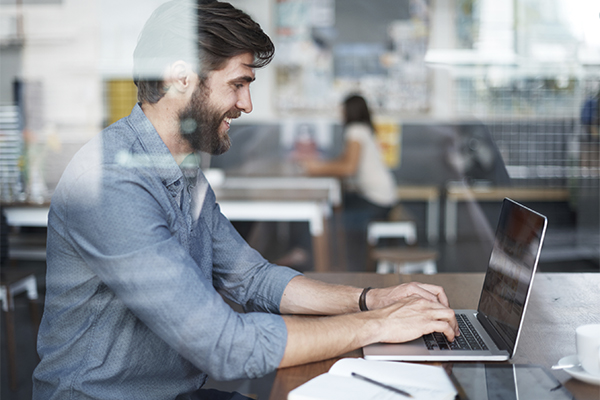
[33,106,297,399]
[33,111,209,398]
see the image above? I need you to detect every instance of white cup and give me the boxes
[576,324,600,376]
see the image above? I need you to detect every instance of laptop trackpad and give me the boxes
[363,338,429,356]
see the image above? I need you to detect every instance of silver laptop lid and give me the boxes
[477,198,548,356]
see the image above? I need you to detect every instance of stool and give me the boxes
[1,272,41,391]
[367,221,417,246]
[367,220,437,274]
[370,248,438,274]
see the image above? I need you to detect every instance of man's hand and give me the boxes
[365,282,460,339]
[368,294,459,344]
[366,281,451,309]
[279,278,460,368]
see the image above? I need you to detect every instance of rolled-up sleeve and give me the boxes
[208,199,302,314]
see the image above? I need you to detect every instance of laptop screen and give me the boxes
[477,198,547,353]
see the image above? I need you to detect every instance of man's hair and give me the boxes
[133,0,275,104]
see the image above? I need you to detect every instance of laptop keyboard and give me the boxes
[423,313,488,351]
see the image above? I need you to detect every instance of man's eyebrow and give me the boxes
[231,75,255,83]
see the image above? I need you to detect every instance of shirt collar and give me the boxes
[125,103,185,189]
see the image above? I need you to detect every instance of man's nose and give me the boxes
[236,88,253,114]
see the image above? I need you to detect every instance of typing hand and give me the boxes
[367,282,451,308]
[370,294,459,344]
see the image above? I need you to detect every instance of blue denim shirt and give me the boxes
[33,104,301,400]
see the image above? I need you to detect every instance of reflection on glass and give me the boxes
[452,364,575,400]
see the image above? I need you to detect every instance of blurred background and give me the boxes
[1,0,599,397]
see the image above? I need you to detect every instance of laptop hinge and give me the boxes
[476,312,512,353]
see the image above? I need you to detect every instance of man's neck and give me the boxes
[141,101,192,165]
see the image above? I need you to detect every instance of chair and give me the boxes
[0,271,41,391]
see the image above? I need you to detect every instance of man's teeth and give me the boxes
[224,117,232,124]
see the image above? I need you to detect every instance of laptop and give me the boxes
[363,198,548,361]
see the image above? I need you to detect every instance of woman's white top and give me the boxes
[345,122,398,207]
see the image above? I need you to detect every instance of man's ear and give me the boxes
[163,60,195,94]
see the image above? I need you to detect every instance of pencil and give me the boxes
[351,372,413,398]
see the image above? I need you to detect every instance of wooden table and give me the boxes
[270,272,600,400]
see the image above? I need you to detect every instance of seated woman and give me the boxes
[302,94,398,270]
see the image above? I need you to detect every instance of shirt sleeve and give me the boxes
[62,164,297,380]
[197,177,301,314]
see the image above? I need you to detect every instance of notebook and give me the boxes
[363,198,548,361]
[288,358,457,400]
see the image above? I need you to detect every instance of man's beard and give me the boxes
[177,83,239,155]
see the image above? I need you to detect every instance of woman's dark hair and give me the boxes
[343,94,374,132]
[133,0,275,104]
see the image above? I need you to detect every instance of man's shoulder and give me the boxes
[101,116,143,155]
[55,117,152,196]
[69,119,138,170]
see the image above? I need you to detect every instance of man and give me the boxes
[33,1,458,399]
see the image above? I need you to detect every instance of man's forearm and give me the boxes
[277,276,373,367]
[277,276,459,369]
[279,312,378,368]
[279,295,457,368]
[279,275,452,316]
[279,275,363,315]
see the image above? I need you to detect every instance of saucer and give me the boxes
[558,355,600,385]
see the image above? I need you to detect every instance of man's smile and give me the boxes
[222,110,241,131]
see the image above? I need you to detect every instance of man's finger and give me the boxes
[407,284,448,306]
[415,283,450,307]
[428,320,457,342]
[423,306,459,338]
